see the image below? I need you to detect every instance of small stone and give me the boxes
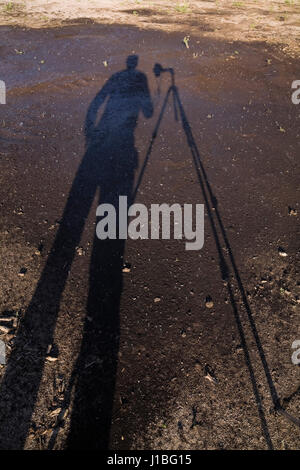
[288,206,297,216]
[154,297,161,303]
[76,246,84,256]
[204,364,218,384]
[46,344,58,361]
[46,356,58,362]
[205,296,214,309]
[122,262,131,273]
[278,247,287,257]
[18,267,27,277]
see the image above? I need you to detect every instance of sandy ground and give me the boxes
[0,0,299,453]
[0,0,300,54]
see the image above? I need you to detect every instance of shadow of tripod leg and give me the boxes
[173,86,274,449]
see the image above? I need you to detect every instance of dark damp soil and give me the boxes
[0,23,299,450]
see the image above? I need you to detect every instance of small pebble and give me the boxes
[288,206,297,216]
[122,262,131,273]
[278,247,287,257]
[18,267,27,277]
[46,356,58,362]
[76,246,84,256]
[204,364,218,384]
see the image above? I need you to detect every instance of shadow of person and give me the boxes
[0,55,153,450]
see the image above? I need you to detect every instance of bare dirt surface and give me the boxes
[0,0,299,54]
[0,1,299,452]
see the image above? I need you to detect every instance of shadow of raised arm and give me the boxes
[84,79,112,145]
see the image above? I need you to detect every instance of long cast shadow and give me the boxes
[0,55,153,450]
[167,71,298,445]
[133,65,277,448]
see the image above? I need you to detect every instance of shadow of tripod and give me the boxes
[133,63,300,449]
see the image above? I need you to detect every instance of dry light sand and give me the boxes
[0,0,299,55]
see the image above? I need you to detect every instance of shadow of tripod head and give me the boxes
[153,63,175,88]
[153,63,177,122]
[153,63,175,86]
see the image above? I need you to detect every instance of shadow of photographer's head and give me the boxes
[126,54,138,70]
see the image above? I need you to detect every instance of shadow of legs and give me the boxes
[66,237,124,449]
[0,148,97,449]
